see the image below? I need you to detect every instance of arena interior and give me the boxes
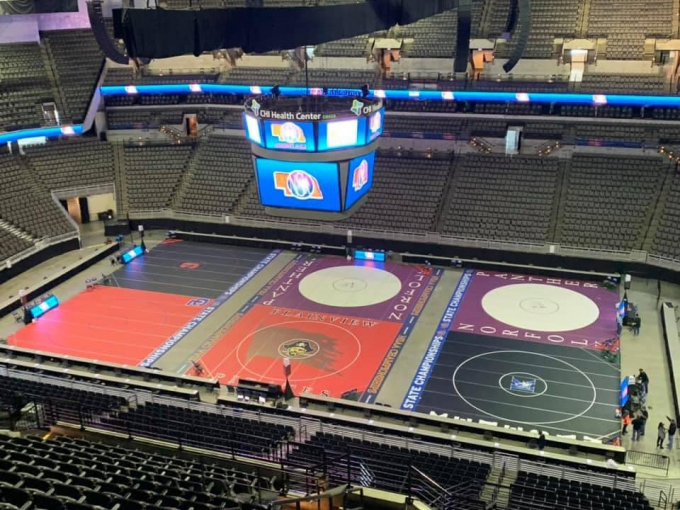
[1,0,680,508]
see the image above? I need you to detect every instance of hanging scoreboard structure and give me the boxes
[244,95,383,221]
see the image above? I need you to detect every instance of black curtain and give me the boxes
[117,0,461,59]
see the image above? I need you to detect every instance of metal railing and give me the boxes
[126,208,678,270]
[0,230,80,274]
[625,449,671,475]
[1,377,671,508]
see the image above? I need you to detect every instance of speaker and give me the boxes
[87,0,129,65]
[505,0,519,33]
[503,0,532,73]
[454,0,472,73]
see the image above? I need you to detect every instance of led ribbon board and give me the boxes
[30,295,59,319]
[354,250,386,262]
[121,245,145,264]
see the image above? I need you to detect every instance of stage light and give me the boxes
[124,85,138,94]
[189,83,202,92]
[516,93,530,102]
[250,85,262,94]
[442,91,455,101]
[60,126,75,135]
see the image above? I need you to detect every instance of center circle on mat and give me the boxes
[482,283,599,332]
[519,298,559,315]
[299,266,402,307]
[453,350,597,425]
[235,320,361,383]
[332,278,368,293]
[498,372,548,398]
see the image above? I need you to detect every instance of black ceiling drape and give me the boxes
[115,0,460,59]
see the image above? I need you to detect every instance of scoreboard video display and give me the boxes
[318,117,367,151]
[245,97,382,219]
[255,159,342,212]
[243,106,384,153]
[345,152,375,209]
[264,120,316,151]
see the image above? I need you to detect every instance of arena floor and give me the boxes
[7,240,622,440]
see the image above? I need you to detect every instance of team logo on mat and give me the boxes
[509,376,537,394]
[278,340,320,359]
[274,170,323,200]
[180,262,201,270]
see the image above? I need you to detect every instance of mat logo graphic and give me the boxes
[279,340,320,359]
[274,170,323,200]
[352,159,369,192]
[369,110,382,132]
[180,262,200,270]
[270,122,306,144]
[510,376,536,393]
[186,298,210,307]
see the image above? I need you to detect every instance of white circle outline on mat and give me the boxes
[498,371,548,398]
[452,350,597,425]
[298,266,402,308]
[481,284,600,332]
[234,320,362,382]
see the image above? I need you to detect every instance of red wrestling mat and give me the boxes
[8,286,211,366]
[190,305,401,397]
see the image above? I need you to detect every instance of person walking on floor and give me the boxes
[622,411,631,435]
[632,414,644,442]
[657,422,667,448]
[667,417,677,449]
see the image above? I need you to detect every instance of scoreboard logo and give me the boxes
[352,159,369,192]
[270,122,307,144]
[274,170,323,200]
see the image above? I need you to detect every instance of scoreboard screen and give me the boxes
[263,120,316,151]
[244,114,263,146]
[367,108,384,142]
[256,158,341,212]
[345,152,375,208]
[318,117,367,151]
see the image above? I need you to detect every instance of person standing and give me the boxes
[657,422,667,448]
[632,414,644,442]
[638,369,650,394]
[634,315,642,336]
[622,411,631,435]
[537,431,546,451]
[640,407,649,436]
[667,417,677,449]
